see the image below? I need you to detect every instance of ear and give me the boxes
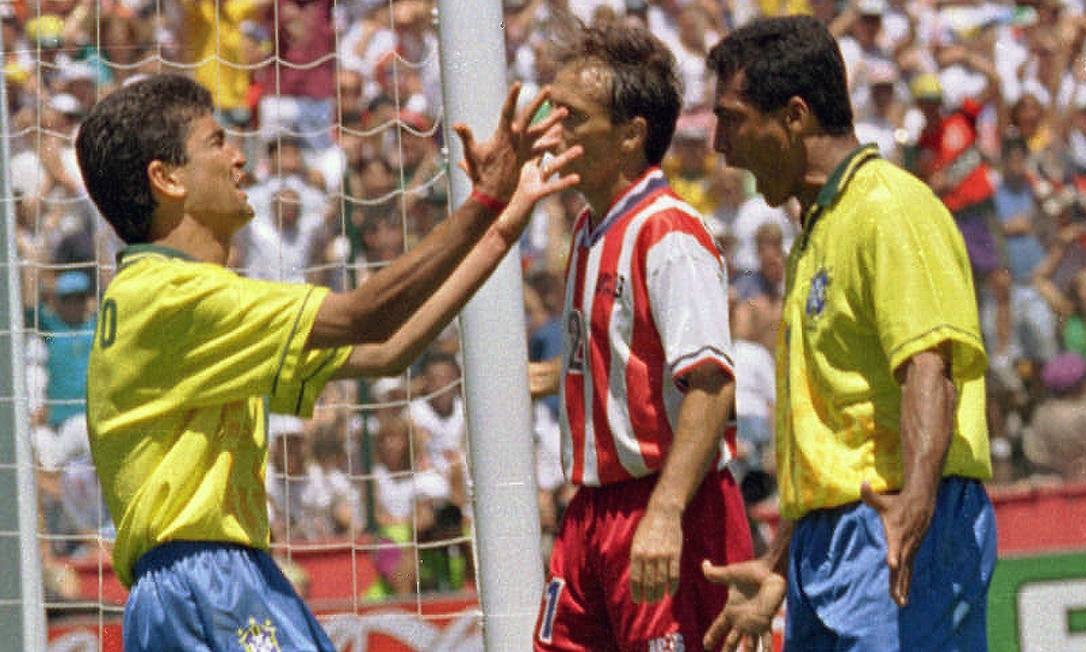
[622,115,649,158]
[147,159,186,201]
[784,95,814,137]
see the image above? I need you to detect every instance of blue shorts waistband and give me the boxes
[132,541,257,584]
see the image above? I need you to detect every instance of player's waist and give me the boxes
[132,540,263,585]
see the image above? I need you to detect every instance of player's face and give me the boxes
[177,113,254,234]
[712,72,800,207]
[547,62,628,196]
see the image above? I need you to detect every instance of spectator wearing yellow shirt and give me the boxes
[181,0,271,127]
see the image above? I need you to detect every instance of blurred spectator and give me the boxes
[266,414,360,543]
[238,186,328,283]
[178,0,271,129]
[733,222,786,353]
[989,138,1059,363]
[1025,352,1086,481]
[407,352,465,474]
[912,68,1002,285]
[255,0,336,153]
[371,413,450,595]
[35,271,95,434]
[663,112,718,217]
[1034,225,1086,355]
[854,60,907,162]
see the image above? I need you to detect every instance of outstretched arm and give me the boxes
[307,83,564,349]
[331,147,583,378]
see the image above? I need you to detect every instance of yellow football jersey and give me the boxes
[86,245,351,587]
[776,145,991,520]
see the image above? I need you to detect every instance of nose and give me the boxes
[228,142,247,170]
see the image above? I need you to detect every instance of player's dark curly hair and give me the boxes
[550,19,681,165]
[75,74,213,244]
[706,16,853,136]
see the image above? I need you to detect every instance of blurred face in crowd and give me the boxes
[1002,147,1029,186]
[1013,95,1045,140]
[756,235,785,286]
[672,135,708,176]
[377,417,411,472]
[871,82,895,114]
[917,97,942,130]
[424,359,460,416]
[854,13,882,49]
[677,8,706,51]
[271,431,308,477]
[270,140,305,177]
[362,212,404,263]
[271,188,302,231]
[56,291,90,326]
[712,71,803,207]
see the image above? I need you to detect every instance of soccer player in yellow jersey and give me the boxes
[699,17,996,652]
[75,73,581,651]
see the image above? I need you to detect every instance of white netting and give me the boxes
[6,0,485,648]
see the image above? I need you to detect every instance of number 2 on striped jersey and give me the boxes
[537,577,565,644]
[566,309,585,372]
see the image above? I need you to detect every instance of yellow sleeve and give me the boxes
[864,185,987,382]
[165,270,348,413]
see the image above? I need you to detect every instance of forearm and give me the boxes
[646,371,734,516]
[764,519,793,576]
[331,222,513,378]
[898,350,955,503]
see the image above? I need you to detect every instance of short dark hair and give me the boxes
[551,20,682,165]
[706,16,853,136]
[75,74,213,243]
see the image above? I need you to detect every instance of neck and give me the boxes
[586,165,651,229]
[150,212,233,265]
[795,133,862,211]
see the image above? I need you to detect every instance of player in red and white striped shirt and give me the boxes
[529,20,754,652]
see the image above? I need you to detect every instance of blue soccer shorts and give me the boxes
[786,476,997,651]
[124,541,335,652]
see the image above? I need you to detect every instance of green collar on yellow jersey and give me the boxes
[801,143,881,231]
[117,244,195,270]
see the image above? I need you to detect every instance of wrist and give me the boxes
[470,188,510,214]
[646,494,685,518]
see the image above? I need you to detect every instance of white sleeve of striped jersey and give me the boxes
[645,231,735,384]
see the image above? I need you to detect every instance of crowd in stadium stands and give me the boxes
[9,0,1086,600]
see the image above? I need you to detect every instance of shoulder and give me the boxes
[633,194,718,255]
[846,160,953,231]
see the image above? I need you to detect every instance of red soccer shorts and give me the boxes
[533,468,753,651]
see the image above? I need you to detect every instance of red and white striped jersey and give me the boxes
[559,168,736,487]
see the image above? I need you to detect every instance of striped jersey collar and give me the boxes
[116,244,195,270]
[802,143,880,230]
[582,167,669,246]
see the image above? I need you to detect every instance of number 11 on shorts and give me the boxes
[538,577,566,644]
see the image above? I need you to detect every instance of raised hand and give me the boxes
[860,482,935,607]
[701,558,785,652]
[452,82,569,202]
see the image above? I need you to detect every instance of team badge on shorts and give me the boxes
[237,616,281,652]
[806,267,829,317]
[648,632,685,651]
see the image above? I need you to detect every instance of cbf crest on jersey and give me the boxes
[806,267,830,318]
[237,617,281,652]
